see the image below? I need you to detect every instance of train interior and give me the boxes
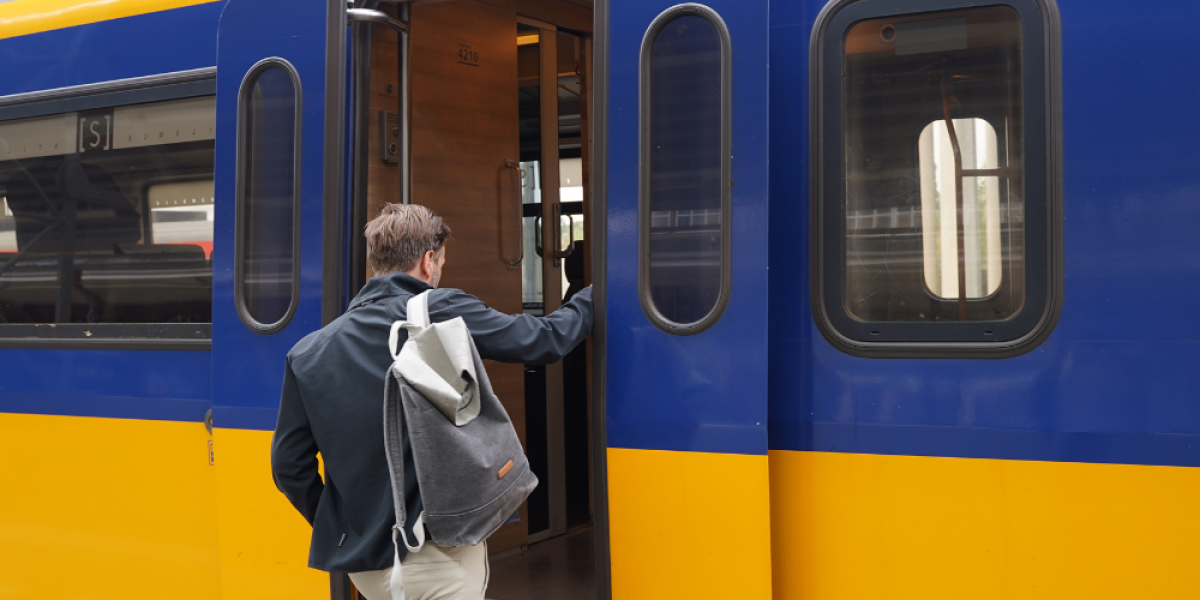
[357,1,597,598]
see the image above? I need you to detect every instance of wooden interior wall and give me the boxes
[409,0,527,554]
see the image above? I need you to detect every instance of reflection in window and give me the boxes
[519,160,543,311]
[557,157,586,300]
[148,179,214,254]
[843,7,1024,322]
[239,65,297,329]
[643,10,729,331]
[919,118,1001,299]
[0,97,214,326]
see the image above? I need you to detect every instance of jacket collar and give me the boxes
[347,272,432,310]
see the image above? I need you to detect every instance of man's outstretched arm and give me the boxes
[271,359,324,525]
[432,286,593,365]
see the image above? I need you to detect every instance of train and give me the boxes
[1,0,1198,598]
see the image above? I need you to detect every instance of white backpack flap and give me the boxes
[388,291,481,426]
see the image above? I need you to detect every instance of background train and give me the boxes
[1,0,1198,598]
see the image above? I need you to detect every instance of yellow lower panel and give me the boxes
[770,450,1200,599]
[214,428,328,600]
[0,0,219,40]
[607,448,773,600]
[0,413,219,600]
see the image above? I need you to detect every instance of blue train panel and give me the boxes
[0,2,225,425]
[211,0,342,432]
[0,2,225,97]
[768,0,1200,468]
[605,0,771,456]
[0,348,210,421]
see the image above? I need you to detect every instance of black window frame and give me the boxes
[638,3,733,336]
[233,58,302,335]
[810,0,1063,358]
[0,69,216,350]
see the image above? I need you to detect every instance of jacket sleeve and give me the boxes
[432,286,593,365]
[270,357,324,526]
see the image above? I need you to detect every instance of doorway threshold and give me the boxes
[487,525,596,600]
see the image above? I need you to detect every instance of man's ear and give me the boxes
[422,250,435,279]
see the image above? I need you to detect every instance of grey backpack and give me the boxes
[382,290,537,597]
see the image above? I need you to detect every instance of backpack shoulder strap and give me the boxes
[407,289,433,328]
[387,290,433,360]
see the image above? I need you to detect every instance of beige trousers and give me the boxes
[349,542,488,600]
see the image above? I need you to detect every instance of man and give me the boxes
[271,204,592,600]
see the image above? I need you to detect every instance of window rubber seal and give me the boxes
[637,3,734,336]
[232,57,303,335]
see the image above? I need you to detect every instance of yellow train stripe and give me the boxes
[0,0,220,41]
[0,413,220,600]
[607,447,773,600]
[770,449,1200,599]
[214,427,328,600]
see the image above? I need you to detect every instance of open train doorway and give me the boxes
[347,1,598,599]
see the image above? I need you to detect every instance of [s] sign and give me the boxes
[78,109,113,153]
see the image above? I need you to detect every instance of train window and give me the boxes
[0,96,215,336]
[235,62,300,333]
[639,5,732,335]
[812,0,1061,356]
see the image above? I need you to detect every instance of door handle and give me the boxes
[534,216,543,258]
[504,160,524,269]
[552,202,574,267]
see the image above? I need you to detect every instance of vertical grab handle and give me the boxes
[504,160,525,269]
[552,202,575,266]
[534,216,543,258]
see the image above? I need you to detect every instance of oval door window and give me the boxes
[236,61,301,332]
[639,5,732,335]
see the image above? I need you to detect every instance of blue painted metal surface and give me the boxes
[211,0,335,432]
[606,0,771,456]
[0,0,1194,469]
[768,0,1200,467]
[0,2,225,96]
[0,5,224,425]
[0,349,211,421]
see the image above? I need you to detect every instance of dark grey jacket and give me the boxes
[271,272,592,572]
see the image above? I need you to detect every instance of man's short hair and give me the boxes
[365,204,451,275]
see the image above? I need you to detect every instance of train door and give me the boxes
[513,17,592,547]
[599,0,773,598]
[210,0,347,598]
[351,1,600,597]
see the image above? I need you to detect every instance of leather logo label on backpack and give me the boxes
[498,459,514,479]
